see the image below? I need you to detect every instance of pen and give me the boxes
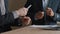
[27,5,32,9]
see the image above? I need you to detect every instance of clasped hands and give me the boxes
[15,7,54,26]
[15,7,31,26]
[35,7,54,20]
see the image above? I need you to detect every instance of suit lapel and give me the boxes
[47,0,59,12]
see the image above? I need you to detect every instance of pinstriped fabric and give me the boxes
[46,0,60,21]
[47,0,59,12]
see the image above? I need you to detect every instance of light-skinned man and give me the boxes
[0,0,31,33]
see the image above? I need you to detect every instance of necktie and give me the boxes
[0,0,6,15]
[42,0,49,23]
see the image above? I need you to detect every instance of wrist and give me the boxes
[50,13,54,17]
[15,10,20,16]
[12,11,19,19]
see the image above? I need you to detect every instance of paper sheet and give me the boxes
[28,25,59,29]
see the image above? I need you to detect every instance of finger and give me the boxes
[41,12,44,15]
[22,8,28,16]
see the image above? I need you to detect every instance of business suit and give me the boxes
[25,0,45,25]
[46,0,60,25]
[25,0,60,25]
[0,0,21,33]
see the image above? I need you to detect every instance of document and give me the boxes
[28,25,60,29]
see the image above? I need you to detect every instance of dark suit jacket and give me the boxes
[0,0,21,33]
[46,0,60,25]
[24,0,45,25]
[24,0,60,25]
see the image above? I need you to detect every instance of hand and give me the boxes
[21,16,31,26]
[35,11,44,20]
[16,7,28,16]
[46,8,54,17]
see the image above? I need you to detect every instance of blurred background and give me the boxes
[7,0,60,25]
[7,0,27,29]
[8,0,27,11]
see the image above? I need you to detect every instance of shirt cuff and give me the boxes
[12,11,19,19]
[57,14,60,21]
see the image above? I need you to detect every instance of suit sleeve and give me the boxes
[51,13,60,21]
[0,12,16,26]
[56,13,60,21]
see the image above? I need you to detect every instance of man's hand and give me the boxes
[21,16,31,26]
[35,11,44,20]
[46,8,54,17]
[16,7,28,16]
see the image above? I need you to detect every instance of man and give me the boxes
[24,0,60,25]
[0,0,31,33]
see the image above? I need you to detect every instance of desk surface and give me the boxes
[2,26,60,34]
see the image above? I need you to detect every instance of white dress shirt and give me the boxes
[42,0,49,10]
[0,0,19,19]
[0,0,6,15]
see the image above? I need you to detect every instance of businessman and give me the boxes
[0,0,31,33]
[25,0,60,25]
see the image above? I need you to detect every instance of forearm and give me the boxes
[56,13,60,21]
[0,11,20,26]
[51,13,60,21]
[0,12,15,26]
[0,7,28,26]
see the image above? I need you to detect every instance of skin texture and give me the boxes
[46,8,54,17]
[35,11,44,19]
[20,16,31,26]
[16,7,28,16]
[35,7,54,20]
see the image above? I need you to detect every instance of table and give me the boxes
[1,26,60,34]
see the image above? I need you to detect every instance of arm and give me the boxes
[53,13,60,21]
[0,12,18,26]
[46,8,58,21]
[46,11,60,22]
[0,7,28,26]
